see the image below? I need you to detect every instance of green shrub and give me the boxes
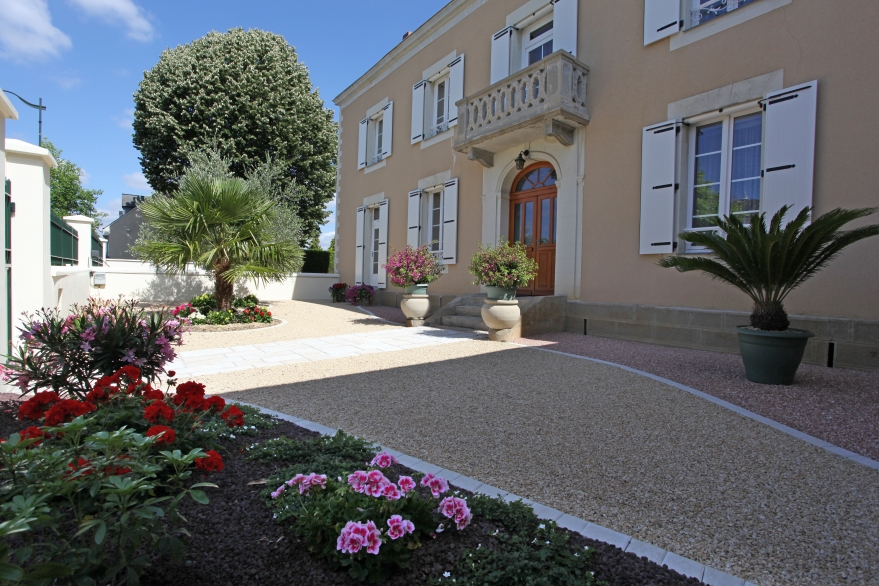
[437,522,602,586]
[302,249,332,273]
[192,310,234,326]
[248,431,376,466]
[0,418,217,585]
[232,294,259,308]
[467,494,540,536]
[190,292,217,311]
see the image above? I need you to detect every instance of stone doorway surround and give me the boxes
[480,130,585,299]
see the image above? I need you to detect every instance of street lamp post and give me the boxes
[3,91,46,147]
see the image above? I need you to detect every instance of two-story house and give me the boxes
[333,0,879,369]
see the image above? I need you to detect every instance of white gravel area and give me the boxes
[517,333,879,461]
[196,340,879,586]
[178,301,401,352]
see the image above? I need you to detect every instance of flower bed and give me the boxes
[172,295,278,331]
[0,403,702,585]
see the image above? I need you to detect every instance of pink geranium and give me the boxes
[370,451,398,468]
[420,473,450,497]
[383,244,444,288]
[337,520,382,555]
[285,472,327,495]
[439,496,473,530]
[386,515,415,540]
[381,483,402,501]
[398,476,416,494]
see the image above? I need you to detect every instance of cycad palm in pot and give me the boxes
[660,206,878,385]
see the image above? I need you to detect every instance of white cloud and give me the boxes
[122,171,150,191]
[0,0,72,62]
[56,75,82,89]
[79,169,91,185]
[319,231,335,249]
[114,108,134,129]
[67,0,154,42]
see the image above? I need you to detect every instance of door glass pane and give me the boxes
[513,203,522,243]
[431,193,441,248]
[372,228,379,274]
[730,112,763,223]
[693,122,723,228]
[524,201,533,245]
[540,198,551,244]
[552,197,557,244]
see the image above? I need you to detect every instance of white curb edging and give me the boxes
[234,400,754,586]
[512,344,879,472]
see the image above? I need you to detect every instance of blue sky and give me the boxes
[0,0,449,245]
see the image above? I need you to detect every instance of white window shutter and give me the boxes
[354,206,365,284]
[639,121,678,255]
[761,81,818,225]
[357,118,368,170]
[644,0,681,46]
[377,199,389,288]
[553,0,578,57]
[411,81,425,144]
[407,190,421,248]
[490,27,513,84]
[448,55,465,126]
[441,179,459,265]
[380,102,393,159]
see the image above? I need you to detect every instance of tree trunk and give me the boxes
[750,301,790,331]
[214,259,234,311]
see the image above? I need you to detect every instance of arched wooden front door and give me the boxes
[509,163,557,296]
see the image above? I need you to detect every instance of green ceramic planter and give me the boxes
[485,286,517,301]
[403,284,428,295]
[735,326,815,385]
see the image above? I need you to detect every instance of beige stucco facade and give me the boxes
[334,0,879,322]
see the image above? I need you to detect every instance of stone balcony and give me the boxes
[453,51,590,167]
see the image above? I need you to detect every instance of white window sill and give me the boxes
[420,127,455,150]
[671,0,792,51]
[364,158,387,174]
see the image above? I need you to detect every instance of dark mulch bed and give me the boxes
[0,402,701,586]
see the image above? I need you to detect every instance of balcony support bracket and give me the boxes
[545,119,576,146]
[468,148,495,168]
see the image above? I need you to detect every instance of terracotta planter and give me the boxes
[481,299,520,331]
[400,294,430,327]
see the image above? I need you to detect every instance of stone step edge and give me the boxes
[235,400,754,586]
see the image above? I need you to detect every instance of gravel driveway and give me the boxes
[196,339,879,586]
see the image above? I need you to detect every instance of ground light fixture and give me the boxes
[515,150,530,170]
[3,90,46,147]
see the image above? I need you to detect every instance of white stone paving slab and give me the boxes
[167,327,479,378]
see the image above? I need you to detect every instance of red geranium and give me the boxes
[146,425,176,445]
[18,391,61,421]
[117,366,142,381]
[143,401,175,423]
[67,457,94,477]
[194,450,224,473]
[20,426,46,441]
[203,396,226,412]
[220,405,244,427]
[44,400,95,426]
[142,388,165,402]
[174,381,207,411]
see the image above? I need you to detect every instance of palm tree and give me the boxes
[659,206,878,331]
[134,176,303,310]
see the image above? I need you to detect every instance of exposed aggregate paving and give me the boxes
[182,303,879,586]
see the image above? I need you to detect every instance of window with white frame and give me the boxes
[411,56,464,144]
[430,75,450,138]
[358,101,393,170]
[689,110,763,235]
[690,0,759,27]
[522,17,553,67]
[424,189,444,253]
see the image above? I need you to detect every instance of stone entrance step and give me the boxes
[440,297,488,330]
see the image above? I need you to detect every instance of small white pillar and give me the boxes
[63,215,96,268]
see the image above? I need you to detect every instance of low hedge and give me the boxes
[302,250,331,274]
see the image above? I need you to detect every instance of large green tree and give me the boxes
[43,138,106,225]
[132,28,337,243]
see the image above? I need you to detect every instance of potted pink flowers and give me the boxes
[383,244,444,295]
[383,244,444,326]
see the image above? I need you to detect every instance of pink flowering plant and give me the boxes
[383,244,444,288]
[267,451,473,583]
[468,239,538,288]
[345,284,376,306]
[3,297,188,399]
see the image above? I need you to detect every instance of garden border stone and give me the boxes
[235,400,752,586]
